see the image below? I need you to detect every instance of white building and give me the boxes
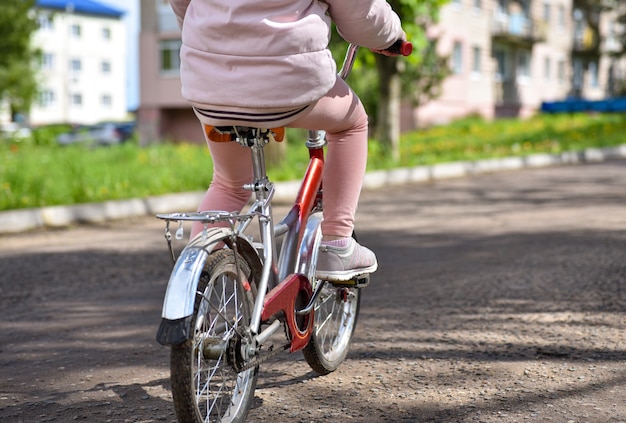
[31,0,128,125]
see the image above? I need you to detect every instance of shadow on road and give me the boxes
[1,161,625,421]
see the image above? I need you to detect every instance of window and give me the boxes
[573,57,583,90]
[573,9,585,46]
[544,57,551,81]
[472,46,482,74]
[452,41,463,75]
[160,39,182,74]
[71,93,83,106]
[158,0,180,31]
[557,5,566,29]
[101,60,112,74]
[41,53,55,70]
[588,61,599,87]
[39,90,56,108]
[38,14,54,31]
[494,49,509,81]
[102,27,111,40]
[70,24,82,38]
[496,0,507,16]
[557,60,566,83]
[517,50,531,78]
[101,94,112,107]
[69,58,82,73]
[543,2,551,23]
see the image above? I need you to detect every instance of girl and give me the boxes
[169,0,405,281]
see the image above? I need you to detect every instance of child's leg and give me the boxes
[289,77,376,281]
[288,77,369,240]
[190,136,253,238]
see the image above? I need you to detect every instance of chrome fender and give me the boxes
[296,212,323,282]
[156,227,259,346]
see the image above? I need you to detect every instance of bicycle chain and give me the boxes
[237,342,291,372]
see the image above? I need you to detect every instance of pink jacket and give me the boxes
[169,0,403,112]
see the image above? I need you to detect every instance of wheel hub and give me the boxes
[227,334,255,372]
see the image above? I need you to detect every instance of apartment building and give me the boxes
[416,0,626,126]
[137,0,625,143]
[137,0,200,145]
[30,0,128,125]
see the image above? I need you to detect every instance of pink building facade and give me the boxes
[138,0,203,144]
[415,0,626,127]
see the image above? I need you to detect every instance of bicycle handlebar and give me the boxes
[386,40,413,56]
[338,40,413,80]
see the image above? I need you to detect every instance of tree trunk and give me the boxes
[375,55,401,162]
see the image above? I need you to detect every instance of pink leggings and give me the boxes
[192,77,369,239]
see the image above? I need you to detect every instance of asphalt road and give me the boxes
[0,159,625,422]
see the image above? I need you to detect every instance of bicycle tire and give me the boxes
[302,233,363,375]
[170,249,258,423]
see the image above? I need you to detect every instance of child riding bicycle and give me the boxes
[168,0,406,282]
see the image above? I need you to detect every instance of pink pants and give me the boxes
[192,77,368,239]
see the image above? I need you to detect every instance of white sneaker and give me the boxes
[315,238,378,282]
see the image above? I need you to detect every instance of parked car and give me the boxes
[0,122,32,142]
[57,121,135,146]
[103,121,136,142]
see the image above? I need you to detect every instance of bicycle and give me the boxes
[155,41,412,423]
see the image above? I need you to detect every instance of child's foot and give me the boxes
[315,238,378,282]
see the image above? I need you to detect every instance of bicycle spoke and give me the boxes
[170,250,258,422]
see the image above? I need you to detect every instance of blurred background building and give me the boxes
[137,0,626,143]
[3,0,623,142]
[417,0,626,126]
[29,0,128,126]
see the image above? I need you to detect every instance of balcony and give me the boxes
[572,27,599,54]
[604,36,623,55]
[491,13,547,46]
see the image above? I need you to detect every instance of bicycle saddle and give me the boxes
[204,125,285,143]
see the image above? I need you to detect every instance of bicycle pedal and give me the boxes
[331,275,370,288]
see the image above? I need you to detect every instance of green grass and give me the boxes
[1,112,625,211]
[369,112,626,169]
[1,142,213,210]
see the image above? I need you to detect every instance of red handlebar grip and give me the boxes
[400,41,413,56]
[387,40,413,56]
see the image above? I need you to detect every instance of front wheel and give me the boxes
[170,249,258,423]
[302,281,361,374]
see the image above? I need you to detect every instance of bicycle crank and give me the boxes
[261,273,314,352]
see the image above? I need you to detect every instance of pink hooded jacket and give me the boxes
[169,0,403,114]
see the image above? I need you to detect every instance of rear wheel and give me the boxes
[170,249,258,423]
[303,232,363,375]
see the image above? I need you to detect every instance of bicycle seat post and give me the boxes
[240,129,272,202]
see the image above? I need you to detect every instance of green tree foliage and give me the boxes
[0,0,40,120]
[572,0,626,94]
[572,0,626,55]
